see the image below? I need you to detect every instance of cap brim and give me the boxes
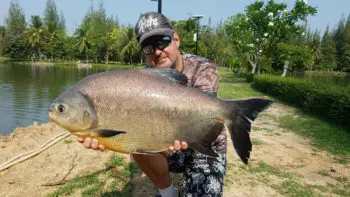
[139,28,174,46]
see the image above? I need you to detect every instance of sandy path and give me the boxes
[0,103,349,197]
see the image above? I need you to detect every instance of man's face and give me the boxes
[142,33,180,68]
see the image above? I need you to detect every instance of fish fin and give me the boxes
[190,143,218,158]
[189,122,223,158]
[133,151,159,155]
[233,99,272,121]
[93,129,126,137]
[146,68,188,85]
[226,99,272,164]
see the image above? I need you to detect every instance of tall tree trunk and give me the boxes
[236,63,243,76]
[106,51,109,65]
[250,61,257,74]
[249,54,258,74]
[37,47,42,61]
[281,60,289,77]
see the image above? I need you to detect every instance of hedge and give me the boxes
[251,75,350,130]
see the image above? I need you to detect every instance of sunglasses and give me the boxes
[141,35,172,55]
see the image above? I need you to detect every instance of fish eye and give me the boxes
[57,104,65,113]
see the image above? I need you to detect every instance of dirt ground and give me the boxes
[1,103,349,197]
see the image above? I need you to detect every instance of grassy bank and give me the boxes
[48,155,141,197]
[218,68,350,161]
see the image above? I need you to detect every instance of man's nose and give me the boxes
[153,47,163,56]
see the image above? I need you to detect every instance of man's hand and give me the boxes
[168,140,188,152]
[78,137,105,151]
[77,138,188,152]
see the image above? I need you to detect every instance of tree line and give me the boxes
[0,0,350,74]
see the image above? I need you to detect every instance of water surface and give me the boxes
[0,63,131,135]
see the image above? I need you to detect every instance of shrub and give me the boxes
[252,75,350,130]
[246,73,254,82]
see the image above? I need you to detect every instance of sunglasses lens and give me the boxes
[142,35,172,55]
[142,45,153,55]
[157,36,171,50]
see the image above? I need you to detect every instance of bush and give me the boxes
[252,75,350,130]
[246,73,254,82]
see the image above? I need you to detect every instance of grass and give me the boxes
[218,68,350,164]
[279,115,350,163]
[251,138,265,145]
[247,162,319,197]
[218,67,265,99]
[48,155,140,197]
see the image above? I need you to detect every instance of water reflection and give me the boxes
[0,63,113,135]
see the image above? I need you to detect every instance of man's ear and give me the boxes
[173,32,180,48]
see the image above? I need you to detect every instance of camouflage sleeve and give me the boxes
[192,61,219,96]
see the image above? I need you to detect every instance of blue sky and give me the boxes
[0,0,349,35]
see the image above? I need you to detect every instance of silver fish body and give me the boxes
[49,68,271,163]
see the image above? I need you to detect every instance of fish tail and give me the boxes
[226,98,272,164]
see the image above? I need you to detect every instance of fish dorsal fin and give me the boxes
[145,67,188,86]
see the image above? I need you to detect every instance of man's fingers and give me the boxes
[174,140,181,151]
[181,141,188,150]
[91,139,99,150]
[168,146,175,152]
[83,138,92,148]
[78,137,84,143]
[98,145,105,151]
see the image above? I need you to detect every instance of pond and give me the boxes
[0,62,138,135]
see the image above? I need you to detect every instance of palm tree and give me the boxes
[118,27,138,64]
[25,15,47,60]
[75,28,91,62]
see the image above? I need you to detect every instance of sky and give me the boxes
[0,0,349,36]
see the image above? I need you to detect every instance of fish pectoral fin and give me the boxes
[190,142,218,158]
[132,151,158,155]
[92,129,126,137]
[189,122,223,158]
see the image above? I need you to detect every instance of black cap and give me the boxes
[135,12,174,46]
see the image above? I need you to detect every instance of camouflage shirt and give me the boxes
[181,54,227,153]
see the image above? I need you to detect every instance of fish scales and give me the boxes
[49,68,272,163]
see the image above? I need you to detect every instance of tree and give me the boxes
[118,26,138,64]
[224,0,317,74]
[24,15,47,60]
[320,25,337,71]
[0,26,7,55]
[4,0,29,59]
[78,1,119,63]
[276,42,313,76]
[334,16,346,71]
[43,0,65,60]
[200,22,234,68]
[343,14,350,71]
[5,0,26,36]
[75,28,90,62]
[44,0,60,34]
[173,18,197,54]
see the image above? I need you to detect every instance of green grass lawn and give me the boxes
[218,67,265,99]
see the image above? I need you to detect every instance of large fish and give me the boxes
[49,68,271,164]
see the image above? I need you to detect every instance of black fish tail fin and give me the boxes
[226,99,272,164]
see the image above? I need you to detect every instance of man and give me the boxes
[79,12,227,197]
